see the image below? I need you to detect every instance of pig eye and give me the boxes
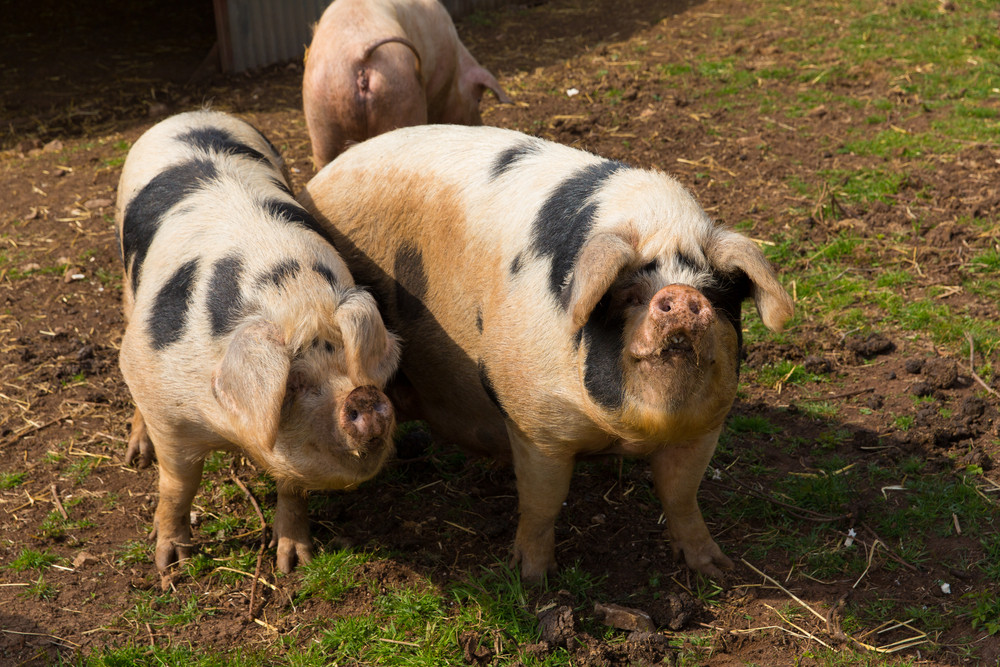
[324,341,334,353]
[641,259,658,273]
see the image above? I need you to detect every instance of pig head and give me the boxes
[116,110,400,575]
[299,124,794,581]
[303,0,511,167]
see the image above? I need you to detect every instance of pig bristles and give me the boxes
[230,474,268,620]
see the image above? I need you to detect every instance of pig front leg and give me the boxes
[151,452,204,571]
[650,427,734,578]
[508,425,574,583]
[271,487,313,573]
[125,408,155,468]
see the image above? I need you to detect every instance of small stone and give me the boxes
[83,198,113,210]
[73,551,99,568]
[594,602,656,632]
[43,139,64,153]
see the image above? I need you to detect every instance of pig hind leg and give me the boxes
[649,428,734,578]
[271,487,313,573]
[125,408,155,468]
[149,438,204,571]
[508,425,574,583]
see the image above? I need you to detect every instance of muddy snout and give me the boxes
[632,284,716,358]
[339,385,394,453]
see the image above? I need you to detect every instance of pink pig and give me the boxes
[303,0,512,167]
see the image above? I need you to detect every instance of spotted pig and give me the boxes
[116,110,400,574]
[302,0,511,167]
[298,124,794,581]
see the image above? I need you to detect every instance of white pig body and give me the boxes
[116,110,400,574]
[299,125,794,581]
[302,0,511,167]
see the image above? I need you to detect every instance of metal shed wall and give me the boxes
[214,0,516,73]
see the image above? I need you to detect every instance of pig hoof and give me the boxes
[674,541,734,579]
[511,549,557,584]
[275,537,313,574]
[154,539,194,572]
[125,433,155,468]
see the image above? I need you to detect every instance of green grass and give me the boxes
[7,548,60,572]
[0,471,26,489]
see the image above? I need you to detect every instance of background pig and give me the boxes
[298,124,794,581]
[302,0,512,167]
[116,110,400,574]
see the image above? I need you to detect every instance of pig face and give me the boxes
[263,292,399,489]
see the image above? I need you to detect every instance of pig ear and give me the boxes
[335,289,401,387]
[465,66,513,104]
[711,231,794,332]
[565,232,639,331]
[212,319,290,451]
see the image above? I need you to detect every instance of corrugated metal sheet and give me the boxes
[215,0,519,73]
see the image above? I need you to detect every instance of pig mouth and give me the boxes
[633,332,702,365]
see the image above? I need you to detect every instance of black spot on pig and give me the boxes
[269,176,293,196]
[257,259,301,290]
[176,126,269,163]
[475,308,483,334]
[510,252,523,276]
[149,258,199,350]
[123,158,217,293]
[489,140,542,180]
[393,243,428,321]
[263,199,338,249]
[702,271,752,363]
[531,160,627,299]
[478,359,508,418]
[312,262,339,290]
[676,252,701,272]
[580,296,626,410]
[208,255,245,337]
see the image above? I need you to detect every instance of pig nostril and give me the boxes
[348,409,359,422]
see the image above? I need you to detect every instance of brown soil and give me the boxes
[2,0,999,665]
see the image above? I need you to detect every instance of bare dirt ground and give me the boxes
[2,0,999,664]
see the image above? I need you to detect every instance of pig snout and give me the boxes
[632,284,715,359]
[340,385,394,450]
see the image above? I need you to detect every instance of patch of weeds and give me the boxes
[296,548,370,603]
[979,534,1000,582]
[123,589,168,625]
[555,560,606,600]
[114,539,151,566]
[962,590,1000,635]
[798,401,839,420]
[893,414,915,431]
[202,450,230,473]
[753,360,825,388]
[7,548,60,572]
[22,573,58,600]
[727,414,781,435]
[166,593,210,626]
[903,603,949,635]
[39,508,95,539]
[691,575,724,606]
[0,471,26,489]
[65,456,100,484]
[778,463,855,515]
